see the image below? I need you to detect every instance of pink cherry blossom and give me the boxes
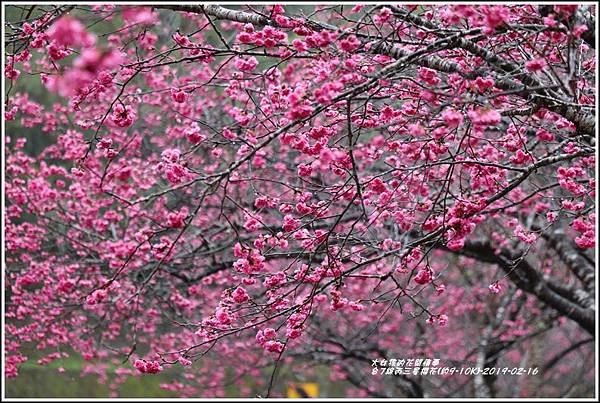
[525,58,547,72]
[488,282,502,294]
[4,4,595,398]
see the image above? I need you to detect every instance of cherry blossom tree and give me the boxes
[4,3,596,398]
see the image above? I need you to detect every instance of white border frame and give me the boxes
[1,1,598,401]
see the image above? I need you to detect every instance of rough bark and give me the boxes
[457,239,595,335]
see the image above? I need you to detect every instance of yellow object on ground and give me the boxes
[286,383,319,398]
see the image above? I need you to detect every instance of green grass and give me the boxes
[6,354,356,398]
[6,367,179,398]
[6,355,178,398]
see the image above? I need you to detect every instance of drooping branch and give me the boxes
[456,239,595,335]
[542,337,594,372]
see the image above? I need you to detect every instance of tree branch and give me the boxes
[456,239,595,335]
